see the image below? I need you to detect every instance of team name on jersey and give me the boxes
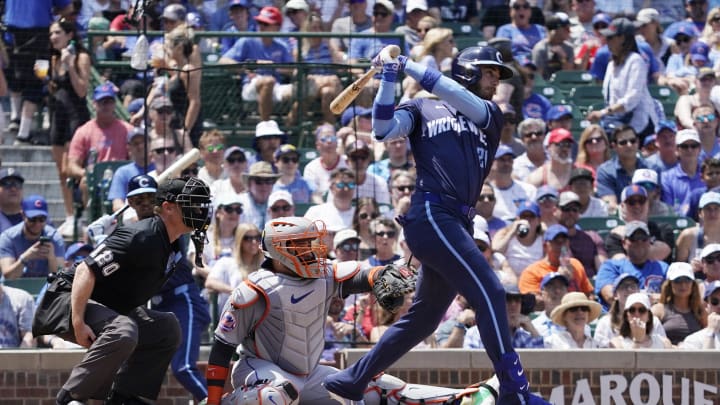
[424,115,480,139]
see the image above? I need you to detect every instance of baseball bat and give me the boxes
[329,45,401,115]
[111,148,202,219]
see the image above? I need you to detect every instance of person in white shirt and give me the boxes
[304,168,356,248]
[491,145,537,221]
[609,292,673,349]
[545,292,601,348]
[303,123,348,200]
[532,272,569,338]
[568,168,609,218]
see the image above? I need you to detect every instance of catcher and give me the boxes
[205,216,416,405]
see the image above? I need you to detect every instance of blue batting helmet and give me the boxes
[450,46,514,87]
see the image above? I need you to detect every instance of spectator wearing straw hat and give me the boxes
[544,292,601,348]
[239,161,281,229]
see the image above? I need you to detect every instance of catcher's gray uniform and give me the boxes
[214,261,370,404]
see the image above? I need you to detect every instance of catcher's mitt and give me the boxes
[372,264,417,313]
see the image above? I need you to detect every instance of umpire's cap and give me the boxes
[127,174,158,197]
[451,46,513,87]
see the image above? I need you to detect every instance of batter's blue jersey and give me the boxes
[397,98,503,206]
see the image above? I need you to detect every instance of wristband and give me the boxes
[454,322,468,332]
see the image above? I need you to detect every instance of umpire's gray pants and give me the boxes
[60,301,182,401]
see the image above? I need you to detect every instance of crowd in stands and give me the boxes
[4,0,720,395]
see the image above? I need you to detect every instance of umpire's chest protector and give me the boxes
[249,271,332,375]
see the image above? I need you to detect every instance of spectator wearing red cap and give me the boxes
[219,6,294,122]
[527,128,575,191]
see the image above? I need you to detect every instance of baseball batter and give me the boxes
[323,46,551,404]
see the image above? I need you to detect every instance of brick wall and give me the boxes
[1,349,719,403]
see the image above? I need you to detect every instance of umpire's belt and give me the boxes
[421,192,476,220]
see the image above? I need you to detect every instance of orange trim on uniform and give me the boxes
[206,364,229,405]
[368,266,384,287]
[230,280,261,309]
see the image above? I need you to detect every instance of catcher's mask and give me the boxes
[262,217,327,278]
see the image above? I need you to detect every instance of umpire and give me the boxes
[54,177,212,405]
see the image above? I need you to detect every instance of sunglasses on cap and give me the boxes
[695,113,716,123]
[373,11,390,17]
[678,143,701,150]
[523,131,544,139]
[280,156,299,164]
[226,156,246,164]
[560,205,580,213]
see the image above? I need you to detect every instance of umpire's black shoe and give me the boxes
[105,390,151,405]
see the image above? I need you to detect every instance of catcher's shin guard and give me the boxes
[220,380,299,405]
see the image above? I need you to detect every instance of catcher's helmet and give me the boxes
[262,217,328,278]
[451,46,514,87]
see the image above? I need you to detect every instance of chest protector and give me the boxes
[247,270,333,375]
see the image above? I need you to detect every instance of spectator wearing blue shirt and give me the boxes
[280,0,310,55]
[218,0,257,53]
[595,220,669,307]
[219,6,293,122]
[496,0,547,60]
[646,120,678,172]
[108,127,155,211]
[521,62,552,120]
[463,285,544,349]
[687,158,720,221]
[0,169,26,234]
[692,104,720,162]
[368,137,413,183]
[596,125,652,215]
[0,195,65,280]
[272,144,315,204]
[661,129,706,216]
[349,0,409,62]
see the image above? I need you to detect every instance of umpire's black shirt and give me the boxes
[83,216,182,314]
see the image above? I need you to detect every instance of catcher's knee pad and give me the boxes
[221,380,299,405]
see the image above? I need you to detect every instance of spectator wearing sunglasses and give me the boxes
[594,273,668,347]
[388,170,416,220]
[595,220,670,308]
[568,168,608,217]
[632,169,673,217]
[210,146,248,198]
[348,0,408,65]
[691,104,720,161]
[512,118,547,181]
[535,185,559,228]
[700,245,720,297]
[0,169,25,234]
[303,124,348,201]
[351,197,380,260]
[545,292,601,348]
[490,145,537,222]
[475,183,507,238]
[527,128,576,192]
[147,136,180,180]
[652,262,707,345]
[605,185,674,265]
[0,195,65,280]
[272,144,314,204]
[680,280,720,349]
[238,162,281,230]
[609,292,673,348]
[333,228,361,263]
[677,192,720,276]
[336,138,391,205]
[266,190,295,220]
[556,191,607,278]
[206,223,264,316]
[250,120,288,166]
[660,129,705,216]
[363,218,401,267]
[197,129,228,187]
[496,0,547,61]
[675,70,715,130]
[305,168,357,247]
[147,96,193,154]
